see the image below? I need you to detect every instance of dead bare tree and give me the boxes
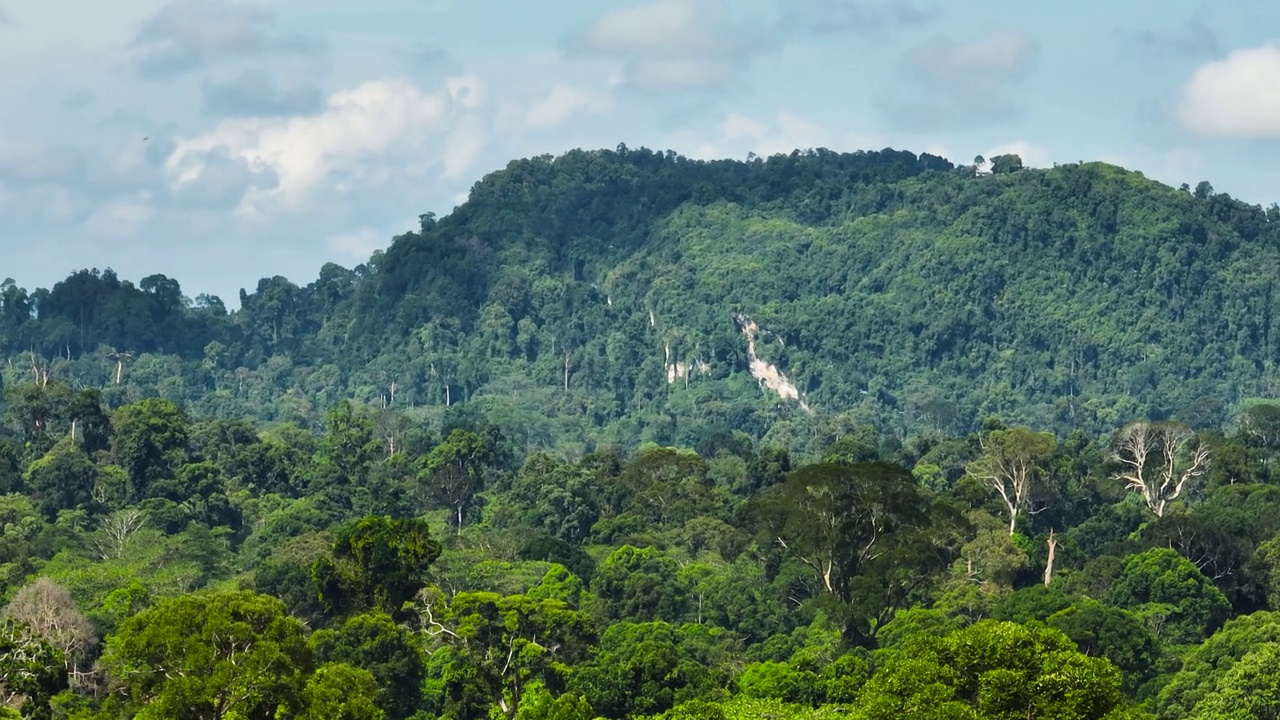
[93,509,148,560]
[1113,421,1211,517]
[2,578,98,686]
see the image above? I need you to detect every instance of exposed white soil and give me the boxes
[736,314,812,412]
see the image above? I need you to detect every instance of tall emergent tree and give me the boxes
[966,427,1057,535]
[756,462,944,643]
[419,429,492,532]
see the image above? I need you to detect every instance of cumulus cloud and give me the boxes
[921,142,951,160]
[1176,43,1280,140]
[573,0,745,58]
[716,112,830,157]
[167,145,275,209]
[201,70,326,117]
[133,0,323,78]
[882,28,1037,129]
[165,75,491,217]
[566,0,762,92]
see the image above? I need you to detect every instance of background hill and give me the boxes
[4,145,1279,453]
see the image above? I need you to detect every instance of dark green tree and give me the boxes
[312,515,442,618]
[590,545,689,623]
[310,612,426,720]
[418,428,493,531]
[1106,547,1231,645]
[110,398,190,503]
[23,436,101,520]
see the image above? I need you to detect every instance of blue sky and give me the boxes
[2,0,1279,306]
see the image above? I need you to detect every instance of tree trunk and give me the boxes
[1043,530,1057,587]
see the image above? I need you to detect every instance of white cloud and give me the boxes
[523,83,614,130]
[1176,43,1280,139]
[326,227,383,261]
[441,120,490,179]
[164,75,490,216]
[568,0,761,91]
[723,112,828,157]
[576,0,737,57]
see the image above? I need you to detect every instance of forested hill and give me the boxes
[3,146,1279,450]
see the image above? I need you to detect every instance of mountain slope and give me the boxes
[3,147,1278,450]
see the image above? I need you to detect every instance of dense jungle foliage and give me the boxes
[4,146,1280,450]
[4,146,1280,718]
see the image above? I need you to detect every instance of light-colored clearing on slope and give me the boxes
[665,343,709,385]
[737,314,812,413]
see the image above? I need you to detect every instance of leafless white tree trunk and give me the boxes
[94,508,148,560]
[1044,530,1058,588]
[1113,421,1210,517]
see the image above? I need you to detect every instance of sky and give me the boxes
[2,0,1280,306]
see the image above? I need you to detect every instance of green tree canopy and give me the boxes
[857,620,1143,720]
[98,590,313,719]
[312,515,442,618]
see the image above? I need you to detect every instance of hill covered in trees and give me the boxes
[4,146,1280,453]
[6,147,1280,719]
